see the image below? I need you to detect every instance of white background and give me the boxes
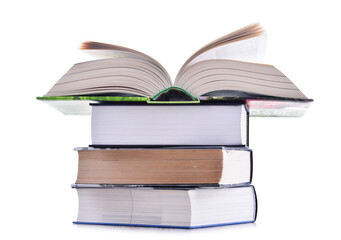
[1,0,340,239]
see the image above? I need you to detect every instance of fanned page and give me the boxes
[178,23,266,72]
[80,41,172,83]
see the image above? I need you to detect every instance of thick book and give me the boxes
[73,185,257,229]
[75,147,252,185]
[37,23,312,117]
[91,103,248,146]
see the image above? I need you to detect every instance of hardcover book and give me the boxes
[37,23,312,117]
[73,185,257,229]
[90,103,248,146]
[75,147,252,185]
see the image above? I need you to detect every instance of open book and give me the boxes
[38,23,312,116]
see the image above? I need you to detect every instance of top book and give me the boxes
[38,23,312,116]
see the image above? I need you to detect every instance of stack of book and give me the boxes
[38,23,312,229]
[73,103,255,228]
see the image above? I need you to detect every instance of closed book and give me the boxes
[75,147,252,185]
[91,103,248,147]
[73,185,257,229]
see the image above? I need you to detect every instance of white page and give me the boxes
[187,35,267,66]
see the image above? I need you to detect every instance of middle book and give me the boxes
[75,147,252,185]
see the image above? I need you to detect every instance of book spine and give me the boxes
[246,104,250,147]
[251,185,258,221]
[249,150,253,184]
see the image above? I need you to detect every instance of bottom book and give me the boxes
[73,184,257,229]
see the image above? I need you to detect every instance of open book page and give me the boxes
[81,23,266,87]
[176,23,266,79]
[184,35,266,66]
[81,41,172,84]
[174,59,308,99]
[43,58,170,97]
